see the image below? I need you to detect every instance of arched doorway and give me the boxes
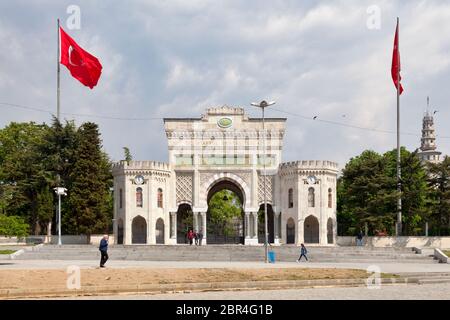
[327,218,333,244]
[132,216,147,244]
[304,215,319,244]
[258,204,274,244]
[177,203,193,244]
[286,217,295,244]
[206,179,245,244]
[156,218,164,244]
[117,218,124,244]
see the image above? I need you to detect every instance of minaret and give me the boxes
[418,97,441,163]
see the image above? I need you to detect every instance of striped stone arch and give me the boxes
[200,172,251,209]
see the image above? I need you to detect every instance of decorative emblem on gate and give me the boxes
[217,117,233,128]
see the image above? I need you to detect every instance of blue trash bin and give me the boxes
[268,251,276,263]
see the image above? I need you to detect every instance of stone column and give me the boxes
[245,213,250,238]
[193,212,199,232]
[253,212,258,239]
[297,218,304,245]
[273,212,281,245]
[170,212,176,239]
[274,213,279,239]
[201,212,207,244]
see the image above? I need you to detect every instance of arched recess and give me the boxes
[201,172,251,209]
[177,203,193,244]
[206,179,245,244]
[156,218,164,244]
[286,217,295,244]
[304,215,319,244]
[258,204,275,244]
[117,218,124,245]
[327,217,334,244]
[132,215,147,244]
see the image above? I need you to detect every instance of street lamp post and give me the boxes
[54,187,67,246]
[251,100,276,263]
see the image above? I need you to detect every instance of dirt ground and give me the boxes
[0,267,375,290]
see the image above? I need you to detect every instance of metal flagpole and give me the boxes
[396,17,402,236]
[57,18,61,121]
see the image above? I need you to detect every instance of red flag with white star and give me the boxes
[391,20,403,95]
[59,27,102,89]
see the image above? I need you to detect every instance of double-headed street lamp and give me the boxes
[251,100,276,263]
[53,187,67,246]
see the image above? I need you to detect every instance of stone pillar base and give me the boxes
[167,238,177,245]
[245,238,259,245]
[272,238,281,246]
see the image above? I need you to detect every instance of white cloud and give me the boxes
[0,0,449,167]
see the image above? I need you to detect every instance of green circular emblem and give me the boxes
[217,117,233,128]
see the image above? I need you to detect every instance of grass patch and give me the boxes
[0,250,16,255]
[444,251,450,257]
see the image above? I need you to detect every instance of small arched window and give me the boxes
[119,189,123,209]
[328,188,332,208]
[157,188,163,208]
[288,188,293,208]
[308,187,315,207]
[136,187,143,208]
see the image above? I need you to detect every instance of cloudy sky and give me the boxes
[1,0,449,167]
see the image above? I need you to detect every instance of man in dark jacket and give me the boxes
[296,243,308,262]
[99,235,109,268]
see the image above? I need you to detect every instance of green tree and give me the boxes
[0,122,51,234]
[66,123,111,239]
[383,148,430,235]
[427,156,450,235]
[207,190,242,236]
[338,150,396,235]
[123,147,132,164]
[338,148,432,236]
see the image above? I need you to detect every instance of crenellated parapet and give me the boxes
[279,160,339,177]
[112,160,171,177]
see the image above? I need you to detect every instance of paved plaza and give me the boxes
[46,282,450,300]
[2,259,449,274]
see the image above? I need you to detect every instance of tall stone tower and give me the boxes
[418,98,441,163]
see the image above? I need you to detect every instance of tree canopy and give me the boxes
[338,148,448,236]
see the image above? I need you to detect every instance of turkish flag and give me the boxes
[391,20,403,94]
[59,27,102,89]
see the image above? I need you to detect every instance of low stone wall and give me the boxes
[0,236,25,245]
[1,235,114,245]
[337,236,450,249]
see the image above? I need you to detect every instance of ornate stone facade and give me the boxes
[112,107,338,246]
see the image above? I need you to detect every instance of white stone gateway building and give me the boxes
[112,107,338,246]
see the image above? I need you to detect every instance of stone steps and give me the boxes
[15,244,437,263]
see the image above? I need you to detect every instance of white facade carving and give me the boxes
[112,107,338,246]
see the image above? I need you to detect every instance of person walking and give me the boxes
[99,235,109,268]
[296,243,308,262]
[356,231,364,246]
[187,229,194,245]
[197,231,203,246]
[194,231,199,245]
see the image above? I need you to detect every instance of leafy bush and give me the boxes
[0,215,29,238]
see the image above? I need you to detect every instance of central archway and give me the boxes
[304,215,319,244]
[206,179,245,244]
[132,216,147,244]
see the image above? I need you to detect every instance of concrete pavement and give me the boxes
[54,282,450,300]
[2,259,449,274]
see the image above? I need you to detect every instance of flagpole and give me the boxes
[396,17,402,236]
[57,18,61,122]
